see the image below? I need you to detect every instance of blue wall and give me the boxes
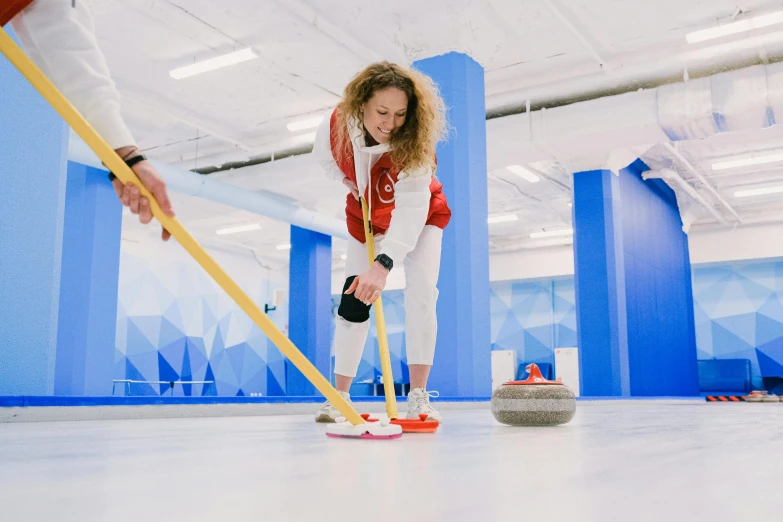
[693,259,783,390]
[490,278,577,367]
[113,244,289,397]
[94,255,783,396]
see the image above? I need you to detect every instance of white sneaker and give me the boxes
[315,390,352,423]
[407,388,442,422]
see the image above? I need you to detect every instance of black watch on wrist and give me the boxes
[107,154,148,182]
[375,253,393,272]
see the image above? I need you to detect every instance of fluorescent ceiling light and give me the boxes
[686,11,783,44]
[712,152,783,171]
[170,48,258,80]
[287,116,324,132]
[488,214,519,224]
[216,223,261,235]
[276,244,292,251]
[734,185,783,197]
[530,228,573,239]
[506,165,540,183]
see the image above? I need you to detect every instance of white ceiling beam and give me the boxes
[539,0,612,71]
[273,0,408,65]
[158,0,343,97]
[124,95,254,151]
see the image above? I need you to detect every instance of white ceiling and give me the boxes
[99,0,783,265]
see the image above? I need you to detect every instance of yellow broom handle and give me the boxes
[0,28,364,426]
[359,198,399,420]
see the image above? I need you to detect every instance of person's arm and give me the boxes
[11,0,135,149]
[376,168,433,267]
[11,0,175,240]
[313,113,347,181]
[313,113,359,199]
[346,168,432,305]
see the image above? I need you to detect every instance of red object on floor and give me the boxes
[706,395,745,402]
[390,414,440,433]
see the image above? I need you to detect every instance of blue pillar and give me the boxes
[0,29,68,395]
[414,52,491,397]
[54,162,122,396]
[573,169,630,397]
[573,160,699,397]
[286,225,332,395]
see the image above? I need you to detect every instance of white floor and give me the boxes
[0,401,781,522]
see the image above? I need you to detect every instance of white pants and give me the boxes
[333,225,443,377]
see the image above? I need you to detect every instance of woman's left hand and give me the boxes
[345,262,390,305]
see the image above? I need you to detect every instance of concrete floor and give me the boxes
[0,401,781,522]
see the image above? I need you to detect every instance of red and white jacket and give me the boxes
[313,109,450,267]
[4,0,135,150]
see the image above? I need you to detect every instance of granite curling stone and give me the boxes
[491,364,576,426]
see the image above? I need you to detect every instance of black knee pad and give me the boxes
[338,276,372,323]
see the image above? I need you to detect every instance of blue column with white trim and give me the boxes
[286,225,332,395]
[414,52,492,397]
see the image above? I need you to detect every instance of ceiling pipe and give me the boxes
[486,23,783,117]
[642,168,729,226]
[68,134,350,240]
[663,142,743,223]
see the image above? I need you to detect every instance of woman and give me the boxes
[312,62,450,422]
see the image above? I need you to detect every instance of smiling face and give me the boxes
[361,87,409,145]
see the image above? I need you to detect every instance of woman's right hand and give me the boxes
[343,178,360,201]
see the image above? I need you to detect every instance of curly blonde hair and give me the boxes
[334,61,447,173]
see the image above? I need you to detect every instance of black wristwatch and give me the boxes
[375,253,393,272]
[107,154,148,182]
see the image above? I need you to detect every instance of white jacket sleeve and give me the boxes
[10,0,136,149]
[378,168,433,267]
[312,114,346,182]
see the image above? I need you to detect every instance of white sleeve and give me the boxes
[378,168,433,267]
[10,0,136,149]
[312,113,346,182]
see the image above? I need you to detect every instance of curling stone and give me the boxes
[491,364,576,426]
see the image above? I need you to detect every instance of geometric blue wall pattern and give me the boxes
[113,238,783,396]
[490,278,577,370]
[692,259,783,390]
[333,262,783,393]
[114,243,288,397]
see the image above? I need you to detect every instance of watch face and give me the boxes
[376,254,392,270]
